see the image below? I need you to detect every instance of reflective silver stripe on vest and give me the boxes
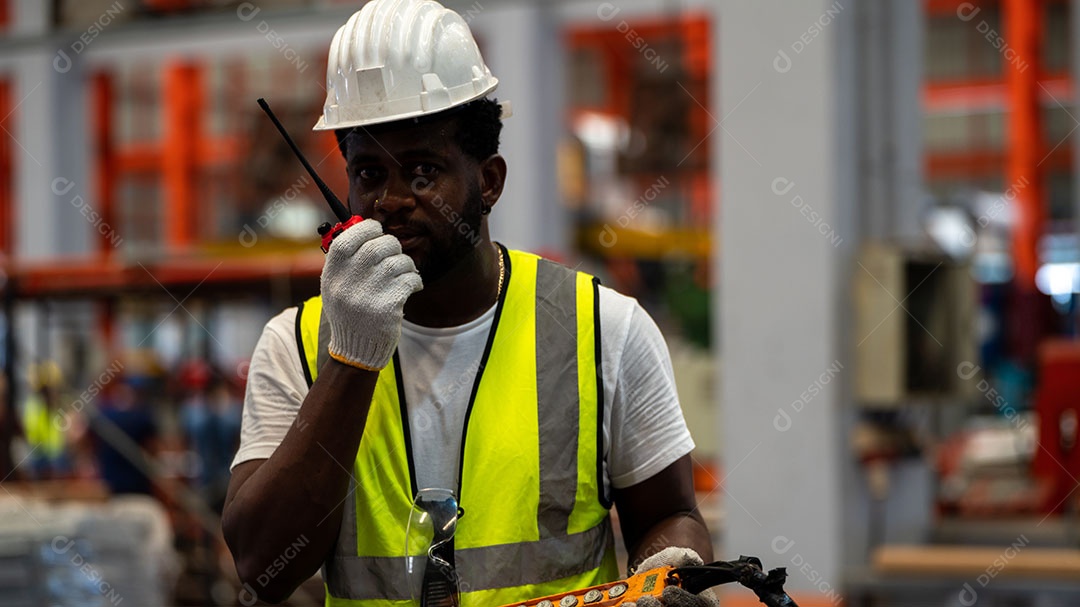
[326,520,613,600]
[535,259,580,539]
[323,476,360,591]
[337,476,359,554]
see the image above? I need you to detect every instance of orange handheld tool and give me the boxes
[499,557,798,607]
[256,98,363,252]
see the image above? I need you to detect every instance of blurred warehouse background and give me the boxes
[0,0,1079,605]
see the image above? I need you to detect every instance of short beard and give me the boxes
[416,183,485,284]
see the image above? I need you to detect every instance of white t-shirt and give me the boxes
[231,284,695,493]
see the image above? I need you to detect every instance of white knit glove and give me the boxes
[320,219,423,371]
[629,547,719,607]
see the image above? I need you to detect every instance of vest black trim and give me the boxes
[295,301,314,389]
[392,350,420,499]
[593,277,611,509]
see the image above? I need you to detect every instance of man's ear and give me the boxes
[478,154,507,210]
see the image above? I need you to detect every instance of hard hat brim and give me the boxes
[313,81,499,131]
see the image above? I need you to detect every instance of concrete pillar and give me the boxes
[472,5,568,257]
[13,54,91,260]
[717,0,855,602]
[11,0,49,36]
[12,0,54,261]
[858,0,925,243]
[7,0,92,261]
[719,0,930,600]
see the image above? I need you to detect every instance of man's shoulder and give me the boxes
[596,283,642,326]
[262,306,301,343]
[513,249,647,327]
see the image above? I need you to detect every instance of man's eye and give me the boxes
[356,167,383,181]
[414,163,438,177]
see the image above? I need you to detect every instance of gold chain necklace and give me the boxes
[494,242,505,297]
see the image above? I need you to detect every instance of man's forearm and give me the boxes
[223,360,378,602]
[628,511,714,573]
[614,455,714,575]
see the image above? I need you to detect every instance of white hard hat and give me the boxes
[313,0,499,131]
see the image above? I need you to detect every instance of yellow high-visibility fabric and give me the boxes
[23,395,65,458]
[297,249,617,607]
[455,251,540,549]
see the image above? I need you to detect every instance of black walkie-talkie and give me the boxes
[256,98,362,252]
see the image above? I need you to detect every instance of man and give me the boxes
[21,362,70,479]
[222,1,713,605]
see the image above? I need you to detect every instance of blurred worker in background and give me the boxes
[180,368,242,511]
[223,1,712,605]
[21,361,70,479]
[92,377,157,495]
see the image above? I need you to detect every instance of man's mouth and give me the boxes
[386,227,425,250]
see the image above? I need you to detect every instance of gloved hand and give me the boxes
[627,547,719,607]
[320,218,423,370]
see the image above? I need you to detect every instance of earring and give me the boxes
[481,205,491,215]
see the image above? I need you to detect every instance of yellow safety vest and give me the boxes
[296,247,619,607]
[23,395,65,459]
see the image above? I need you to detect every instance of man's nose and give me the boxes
[374,176,418,216]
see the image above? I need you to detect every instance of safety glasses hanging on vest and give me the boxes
[405,488,463,607]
